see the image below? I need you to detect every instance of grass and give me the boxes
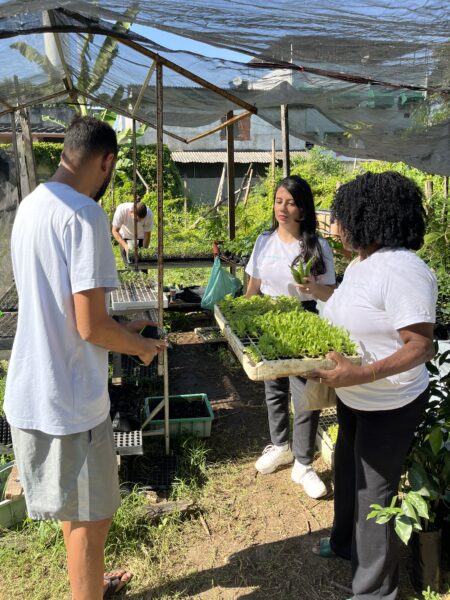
[0,434,211,600]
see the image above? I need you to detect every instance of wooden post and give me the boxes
[271,138,276,196]
[183,173,188,226]
[132,118,138,267]
[155,62,169,455]
[10,112,22,203]
[226,110,235,240]
[214,163,226,208]
[18,107,37,194]
[243,167,253,207]
[281,104,290,178]
[424,180,433,201]
[235,162,252,206]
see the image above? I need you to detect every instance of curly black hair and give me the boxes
[331,171,426,250]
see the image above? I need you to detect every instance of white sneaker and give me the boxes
[291,460,327,499]
[255,444,294,474]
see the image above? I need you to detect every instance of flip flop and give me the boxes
[103,571,133,598]
[312,536,336,558]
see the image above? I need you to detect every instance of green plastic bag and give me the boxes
[201,257,242,310]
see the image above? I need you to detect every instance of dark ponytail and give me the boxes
[268,175,326,276]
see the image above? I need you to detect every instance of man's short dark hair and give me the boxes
[135,202,147,219]
[63,116,118,163]
[331,171,426,250]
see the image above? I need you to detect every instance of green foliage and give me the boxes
[327,423,339,445]
[291,148,352,208]
[116,144,183,198]
[368,349,450,545]
[218,295,357,362]
[118,270,149,284]
[32,142,62,174]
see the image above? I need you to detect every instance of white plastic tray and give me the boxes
[111,281,168,312]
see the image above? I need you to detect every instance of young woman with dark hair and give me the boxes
[245,175,336,499]
[301,171,437,600]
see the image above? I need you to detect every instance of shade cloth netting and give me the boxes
[0,1,449,174]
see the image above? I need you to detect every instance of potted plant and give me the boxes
[368,347,450,592]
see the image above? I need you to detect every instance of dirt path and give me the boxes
[125,333,427,600]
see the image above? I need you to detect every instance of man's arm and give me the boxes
[73,288,166,365]
[143,231,151,249]
[111,226,128,252]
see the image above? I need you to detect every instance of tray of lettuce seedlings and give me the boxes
[215,295,360,381]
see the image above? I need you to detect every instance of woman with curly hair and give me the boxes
[299,171,437,599]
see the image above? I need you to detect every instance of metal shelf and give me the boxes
[0,285,18,312]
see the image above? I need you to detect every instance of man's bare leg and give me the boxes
[62,518,112,600]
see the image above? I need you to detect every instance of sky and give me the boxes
[132,24,249,63]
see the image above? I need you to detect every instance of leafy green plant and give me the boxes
[290,257,314,284]
[367,349,450,544]
[327,423,339,445]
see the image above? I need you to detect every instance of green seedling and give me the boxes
[290,256,314,284]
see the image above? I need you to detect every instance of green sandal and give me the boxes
[312,536,336,558]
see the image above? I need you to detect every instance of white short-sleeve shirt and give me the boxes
[245,230,335,300]
[323,248,437,411]
[5,182,119,435]
[112,202,153,239]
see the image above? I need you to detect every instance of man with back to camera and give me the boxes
[112,199,153,261]
[4,116,166,599]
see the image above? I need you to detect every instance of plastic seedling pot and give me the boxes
[143,394,214,438]
[0,462,27,528]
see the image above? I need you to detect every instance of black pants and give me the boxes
[330,388,430,599]
[264,376,320,465]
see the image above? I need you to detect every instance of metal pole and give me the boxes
[271,138,276,196]
[156,63,169,455]
[281,104,290,177]
[226,110,235,241]
[132,118,138,268]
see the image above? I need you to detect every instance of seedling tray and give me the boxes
[143,394,214,438]
[0,312,17,350]
[0,284,18,312]
[0,416,12,448]
[114,430,143,455]
[124,255,213,270]
[214,305,361,382]
[111,280,168,312]
[316,407,338,467]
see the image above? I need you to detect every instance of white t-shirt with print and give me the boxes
[5,182,119,435]
[112,202,153,240]
[245,230,335,300]
[323,248,437,411]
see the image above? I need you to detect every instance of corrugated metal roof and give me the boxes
[171,151,308,164]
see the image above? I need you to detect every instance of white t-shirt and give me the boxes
[245,231,335,300]
[323,248,437,411]
[5,182,119,435]
[112,202,153,240]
